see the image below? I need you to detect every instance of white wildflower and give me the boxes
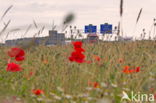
[54,95,62,100]
[111,83,118,88]
[57,87,64,92]
[101,82,107,88]
[64,94,73,99]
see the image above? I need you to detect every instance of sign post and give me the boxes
[100,23,113,41]
[100,23,113,34]
[84,24,98,43]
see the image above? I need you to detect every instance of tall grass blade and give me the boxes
[136,8,143,24]
[120,0,123,17]
[0,20,11,36]
[4,32,10,41]
[117,22,120,36]
[33,20,38,29]
[0,5,13,21]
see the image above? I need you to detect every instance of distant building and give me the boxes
[46,30,65,45]
[5,30,65,46]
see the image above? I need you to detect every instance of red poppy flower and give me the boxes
[85,60,92,64]
[74,48,85,52]
[93,55,101,62]
[72,41,82,49]
[69,41,86,63]
[69,51,85,63]
[129,69,135,73]
[8,48,25,61]
[150,88,155,92]
[119,58,124,63]
[135,67,141,72]
[29,71,34,76]
[122,66,134,74]
[123,66,141,74]
[6,62,22,72]
[88,81,100,88]
[122,66,130,73]
[93,82,100,88]
[32,89,44,95]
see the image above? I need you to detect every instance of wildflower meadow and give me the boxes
[0,41,156,103]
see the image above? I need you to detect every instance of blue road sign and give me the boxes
[100,24,113,34]
[85,25,97,33]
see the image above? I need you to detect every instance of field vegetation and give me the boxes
[0,41,156,103]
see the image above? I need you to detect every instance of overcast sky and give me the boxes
[0,0,156,42]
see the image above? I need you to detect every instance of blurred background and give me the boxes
[0,0,156,42]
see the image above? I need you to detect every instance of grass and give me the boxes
[0,41,156,103]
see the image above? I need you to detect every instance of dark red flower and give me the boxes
[69,51,85,63]
[6,62,22,72]
[8,48,25,61]
[119,58,124,63]
[135,67,141,72]
[32,89,44,95]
